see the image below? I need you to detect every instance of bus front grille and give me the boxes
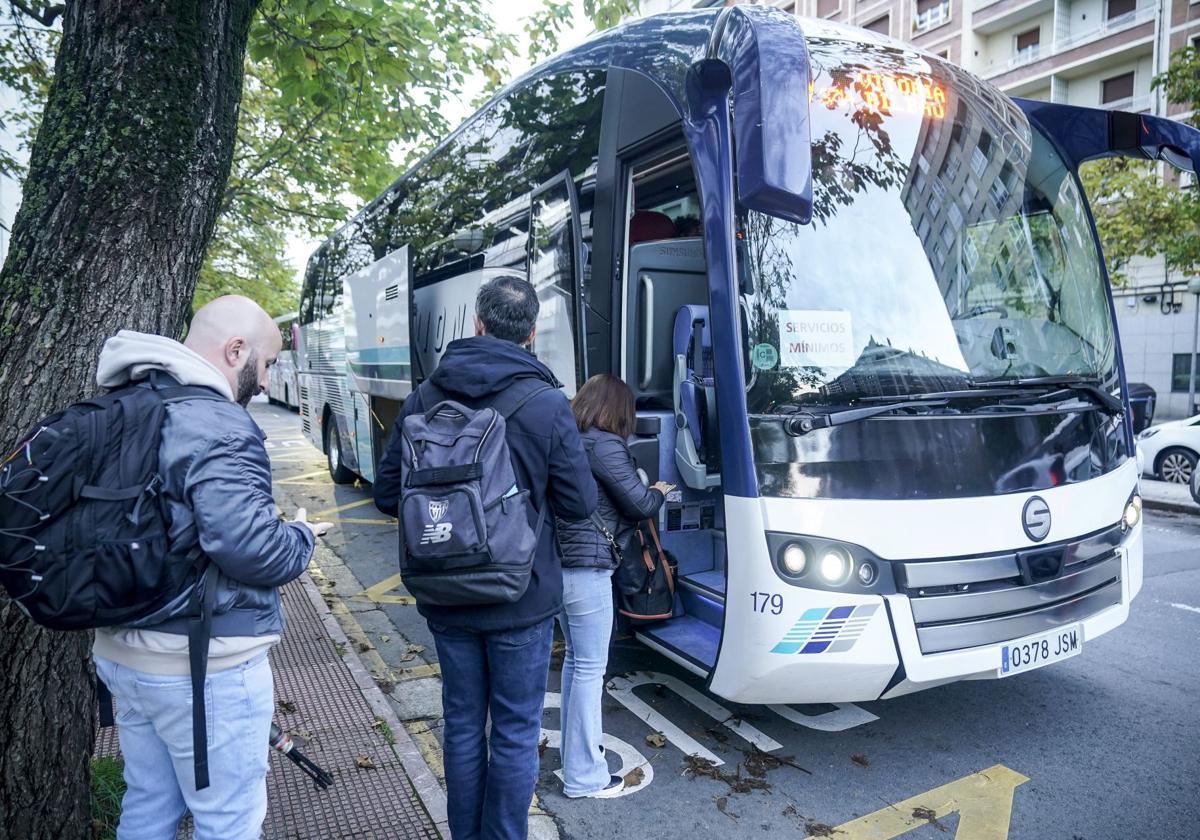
[898,524,1124,655]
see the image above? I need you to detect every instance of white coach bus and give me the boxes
[296,7,1200,703]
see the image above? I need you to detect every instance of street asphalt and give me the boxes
[254,400,1200,840]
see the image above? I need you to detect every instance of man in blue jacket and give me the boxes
[375,276,597,840]
[92,296,332,840]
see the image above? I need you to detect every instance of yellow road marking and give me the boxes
[806,764,1029,840]
[336,517,398,526]
[274,469,330,484]
[397,662,441,681]
[312,497,378,518]
[404,720,446,785]
[358,573,417,604]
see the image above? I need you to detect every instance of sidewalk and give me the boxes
[95,573,448,839]
[1140,477,1200,516]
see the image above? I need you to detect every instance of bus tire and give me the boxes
[324,418,355,485]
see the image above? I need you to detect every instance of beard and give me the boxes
[235,349,260,407]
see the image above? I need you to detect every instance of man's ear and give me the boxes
[524,324,538,347]
[474,316,485,337]
[224,336,247,368]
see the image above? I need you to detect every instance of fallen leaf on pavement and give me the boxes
[355,755,376,770]
[714,795,737,820]
[645,732,667,748]
[623,767,645,788]
[806,822,839,837]
[276,700,297,714]
[538,736,549,758]
[851,753,870,768]
[379,634,391,643]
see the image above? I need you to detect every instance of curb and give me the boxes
[1142,498,1199,517]
[298,568,450,839]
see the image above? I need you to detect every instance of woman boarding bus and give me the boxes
[297,6,1200,704]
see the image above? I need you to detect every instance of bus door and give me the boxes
[618,138,728,678]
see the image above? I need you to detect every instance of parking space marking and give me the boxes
[313,498,377,518]
[1169,602,1200,615]
[607,671,782,766]
[807,764,1029,840]
[542,691,652,798]
[337,517,398,526]
[768,702,879,732]
[275,469,332,485]
[358,573,418,605]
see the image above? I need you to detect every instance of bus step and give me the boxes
[635,615,719,677]
[677,569,725,602]
[677,581,724,628]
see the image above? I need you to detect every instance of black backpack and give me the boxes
[0,373,226,788]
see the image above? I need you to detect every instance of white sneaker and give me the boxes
[585,775,626,799]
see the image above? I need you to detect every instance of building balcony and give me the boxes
[1101,93,1154,113]
[973,0,1054,36]
[983,8,1156,89]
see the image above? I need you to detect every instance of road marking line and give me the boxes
[607,671,782,766]
[335,517,398,526]
[358,573,417,605]
[404,720,446,785]
[274,469,330,484]
[769,702,879,732]
[397,663,441,681]
[806,764,1030,840]
[312,498,378,518]
[1169,602,1200,615]
[542,691,652,798]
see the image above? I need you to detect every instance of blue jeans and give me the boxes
[428,617,554,840]
[557,567,614,796]
[93,653,274,840]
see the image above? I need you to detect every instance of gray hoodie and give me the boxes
[91,331,314,675]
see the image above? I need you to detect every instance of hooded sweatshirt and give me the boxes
[373,335,598,630]
[91,331,311,675]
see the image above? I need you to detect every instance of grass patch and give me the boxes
[91,756,125,840]
[372,716,396,746]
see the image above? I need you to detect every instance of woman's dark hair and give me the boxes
[572,374,636,439]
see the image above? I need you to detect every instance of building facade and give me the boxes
[634,0,1200,419]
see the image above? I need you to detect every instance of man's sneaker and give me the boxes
[586,775,626,799]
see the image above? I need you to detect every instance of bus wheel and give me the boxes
[324,420,355,485]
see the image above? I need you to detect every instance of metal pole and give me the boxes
[1188,277,1200,417]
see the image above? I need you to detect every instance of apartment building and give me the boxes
[634,0,1200,419]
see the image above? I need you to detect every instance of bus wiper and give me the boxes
[968,376,1124,414]
[784,399,948,437]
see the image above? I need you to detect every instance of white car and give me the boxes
[1137,414,1200,484]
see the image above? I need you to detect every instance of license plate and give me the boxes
[999,624,1082,677]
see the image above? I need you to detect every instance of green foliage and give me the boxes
[1082,46,1200,283]
[2,0,635,317]
[90,756,125,840]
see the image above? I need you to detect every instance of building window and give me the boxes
[915,0,951,32]
[1106,0,1137,19]
[818,0,840,17]
[864,15,890,35]
[1101,72,1135,104]
[1172,354,1200,392]
[1015,27,1040,53]
[937,47,952,60]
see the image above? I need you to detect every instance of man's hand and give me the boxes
[294,507,333,538]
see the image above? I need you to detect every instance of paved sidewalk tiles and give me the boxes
[95,574,447,839]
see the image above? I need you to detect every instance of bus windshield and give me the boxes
[740,38,1116,413]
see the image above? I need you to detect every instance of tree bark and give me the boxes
[0,2,260,837]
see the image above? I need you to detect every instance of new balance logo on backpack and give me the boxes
[398,380,551,607]
[421,499,454,545]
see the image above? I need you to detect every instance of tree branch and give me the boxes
[7,0,65,26]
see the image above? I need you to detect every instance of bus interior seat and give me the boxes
[629,210,677,244]
[626,238,707,409]
[673,305,720,490]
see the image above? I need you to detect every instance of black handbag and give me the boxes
[615,519,676,622]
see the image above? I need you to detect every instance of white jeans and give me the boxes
[556,567,615,796]
[94,653,274,840]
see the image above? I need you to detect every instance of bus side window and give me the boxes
[530,173,582,394]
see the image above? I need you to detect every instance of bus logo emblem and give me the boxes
[770,604,879,655]
[1022,496,1051,542]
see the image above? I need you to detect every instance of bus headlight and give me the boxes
[818,548,852,585]
[1122,494,1142,530]
[780,542,808,575]
[856,560,877,586]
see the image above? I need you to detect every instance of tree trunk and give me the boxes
[0,2,260,836]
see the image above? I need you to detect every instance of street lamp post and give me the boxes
[1188,277,1200,417]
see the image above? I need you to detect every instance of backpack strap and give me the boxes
[186,561,219,791]
[489,379,555,420]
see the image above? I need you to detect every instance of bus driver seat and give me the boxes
[673,305,720,490]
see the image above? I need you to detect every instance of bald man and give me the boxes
[92,296,331,840]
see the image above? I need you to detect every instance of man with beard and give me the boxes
[91,295,332,840]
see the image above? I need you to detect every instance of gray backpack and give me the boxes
[397,380,551,606]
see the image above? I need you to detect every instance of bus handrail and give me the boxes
[640,274,655,389]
